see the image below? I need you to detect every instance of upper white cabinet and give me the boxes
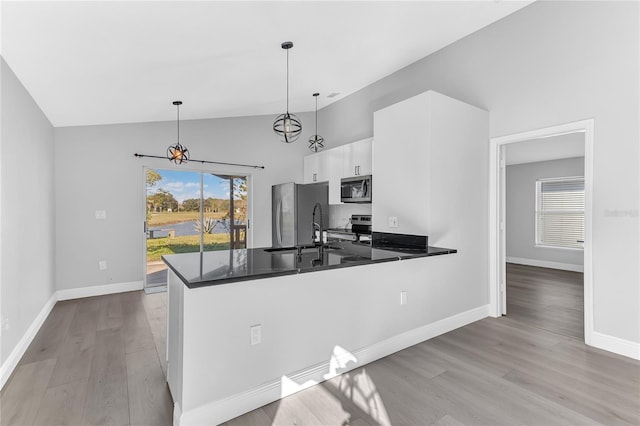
[326,146,344,204]
[342,138,373,177]
[303,151,330,184]
[303,139,373,204]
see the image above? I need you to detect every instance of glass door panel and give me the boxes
[144,169,249,292]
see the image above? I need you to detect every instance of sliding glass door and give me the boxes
[144,168,249,292]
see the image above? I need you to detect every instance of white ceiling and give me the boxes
[505,132,585,166]
[1,1,533,127]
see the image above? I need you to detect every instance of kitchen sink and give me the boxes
[264,244,343,254]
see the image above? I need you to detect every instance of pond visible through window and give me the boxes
[145,168,248,291]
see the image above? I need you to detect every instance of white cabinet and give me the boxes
[303,151,329,184]
[343,138,373,177]
[303,138,373,204]
[373,90,488,236]
[326,146,344,204]
[303,148,344,204]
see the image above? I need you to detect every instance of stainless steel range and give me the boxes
[351,214,372,240]
[326,214,372,244]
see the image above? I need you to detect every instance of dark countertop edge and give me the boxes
[163,246,457,289]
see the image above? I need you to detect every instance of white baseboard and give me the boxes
[1,280,145,390]
[0,292,57,390]
[57,280,143,301]
[590,331,640,360]
[178,304,490,426]
[506,256,584,273]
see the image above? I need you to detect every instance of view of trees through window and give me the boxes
[145,168,248,287]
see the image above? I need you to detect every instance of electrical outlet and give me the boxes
[250,324,262,345]
[1,317,9,332]
[389,216,399,228]
[400,291,407,305]
[99,260,107,270]
[95,210,107,220]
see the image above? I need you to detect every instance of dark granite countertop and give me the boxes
[162,241,456,289]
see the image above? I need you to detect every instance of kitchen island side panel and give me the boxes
[175,252,485,424]
[167,269,184,409]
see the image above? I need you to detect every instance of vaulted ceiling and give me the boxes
[1,1,533,127]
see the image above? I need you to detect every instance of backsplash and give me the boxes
[329,203,372,228]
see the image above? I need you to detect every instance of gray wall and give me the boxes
[318,1,639,343]
[1,58,56,365]
[54,113,314,291]
[506,157,585,267]
[24,1,640,348]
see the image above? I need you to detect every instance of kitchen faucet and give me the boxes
[311,202,323,245]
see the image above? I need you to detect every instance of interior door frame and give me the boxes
[488,118,594,345]
[141,164,254,290]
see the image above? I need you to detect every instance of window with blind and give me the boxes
[535,177,585,249]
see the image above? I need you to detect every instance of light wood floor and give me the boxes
[506,263,584,340]
[3,289,639,426]
[1,291,172,426]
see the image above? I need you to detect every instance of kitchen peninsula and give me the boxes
[163,240,456,288]
[163,241,459,425]
[163,90,489,426]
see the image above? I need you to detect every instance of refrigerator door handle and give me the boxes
[276,199,283,244]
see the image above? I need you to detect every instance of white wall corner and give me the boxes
[57,280,143,301]
[590,331,640,361]
[173,402,182,426]
[506,256,584,273]
[0,292,57,390]
[177,304,490,425]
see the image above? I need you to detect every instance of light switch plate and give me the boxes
[99,260,107,270]
[400,291,407,305]
[95,210,107,220]
[388,216,399,228]
[250,324,262,345]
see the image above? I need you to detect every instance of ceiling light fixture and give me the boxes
[273,41,302,143]
[167,101,189,164]
[308,93,325,153]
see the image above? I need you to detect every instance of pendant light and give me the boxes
[308,93,325,152]
[273,41,302,143]
[167,101,189,164]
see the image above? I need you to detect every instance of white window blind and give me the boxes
[536,177,585,249]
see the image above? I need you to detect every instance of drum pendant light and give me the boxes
[308,93,325,152]
[273,41,302,143]
[167,101,190,164]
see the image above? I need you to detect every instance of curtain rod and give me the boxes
[134,153,265,169]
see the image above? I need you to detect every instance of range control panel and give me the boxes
[351,214,372,226]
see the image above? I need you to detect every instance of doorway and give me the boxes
[489,119,594,344]
[144,168,249,292]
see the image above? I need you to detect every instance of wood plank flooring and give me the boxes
[1,291,171,426]
[228,317,639,426]
[3,286,639,426]
[506,263,584,340]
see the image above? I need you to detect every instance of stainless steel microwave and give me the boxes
[341,175,372,203]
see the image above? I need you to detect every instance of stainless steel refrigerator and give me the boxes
[272,182,329,248]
